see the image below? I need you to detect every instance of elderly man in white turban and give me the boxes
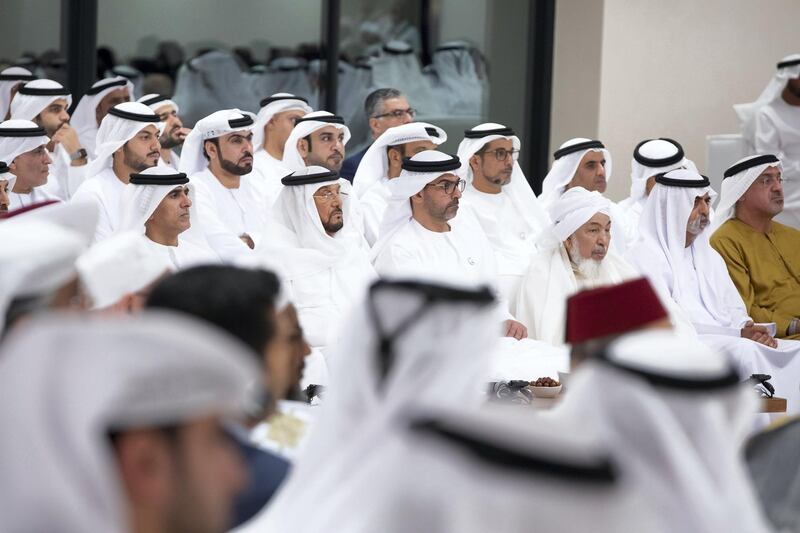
[71,76,134,158]
[179,108,267,259]
[76,231,170,313]
[736,54,800,229]
[710,154,800,340]
[352,121,445,245]
[0,311,256,533]
[118,165,220,270]
[0,119,58,210]
[618,137,695,230]
[458,123,551,315]
[10,79,88,200]
[137,93,190,170]
[0,199,97,337]
[629,167,800,412]
[72,102,163,242]
[516,186,639,345]
[371,150,528,338]
[249,93,313,204]
[264,166,376,352]
[0,66,35,120]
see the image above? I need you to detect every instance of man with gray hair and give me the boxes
[340,88,415,182]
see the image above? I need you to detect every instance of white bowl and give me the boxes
[530,384,562,398]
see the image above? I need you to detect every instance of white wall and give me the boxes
[596,0,800,201]
[550,0,604,159]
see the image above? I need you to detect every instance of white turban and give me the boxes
[0,200,98,334]
[715,153,782,225]
[84,102,164,179]
[0,160,16,193]
[457,122,551,234]
[71,77,135,157]
[137,93,180,115]
[735,54,800,150]
[0,310,258,533]
[352,121,446,197]
[0,66,35,120]
[251,93,313,152]
[545,185,612,245]
[281,111,351,171]
[539,137,612,209]
[0,119,50,165]
[373,150,462,255]
[178,108,256,177]
[76,231,171,309]
[628,138,696,204]
[9,79,72,121]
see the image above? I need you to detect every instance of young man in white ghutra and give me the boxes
[540,137,636,250]
[72,102,163,242]
[0,119,58,210]
[249,93,313,205]
[736,54,800,229]
[263,166,376,352]
[179,109,267,259]
[458,123,551,315]
[10,79,89,199]
[352,121,446,245]
[371,150,528,338]
[118,165,220,270]
[628,167,800,413]
[0,66,35,120]
[618,137,696,231]
[516,186,639,345]
[137,93,190,170]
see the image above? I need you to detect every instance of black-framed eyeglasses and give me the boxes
[425,178,466,195]
[478,148,520,162]
[373,108,417,120]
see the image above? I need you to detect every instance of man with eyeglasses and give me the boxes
[458,123,551,315]
[262,166,376,353]
[352,122,446,246]
[340,88,414,183]
[372,150,528,339]
[711,154,800,339]
[628,167,800,412]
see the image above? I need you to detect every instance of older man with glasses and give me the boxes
[340,87,415,183]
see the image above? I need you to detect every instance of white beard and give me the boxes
[568,238,604,283]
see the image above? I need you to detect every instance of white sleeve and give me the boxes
[191,180,252,261]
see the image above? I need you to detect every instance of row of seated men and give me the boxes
[1,71,799,414]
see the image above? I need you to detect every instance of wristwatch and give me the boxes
[70,148,88,161]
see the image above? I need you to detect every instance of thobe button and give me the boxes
[467,257,476,266]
